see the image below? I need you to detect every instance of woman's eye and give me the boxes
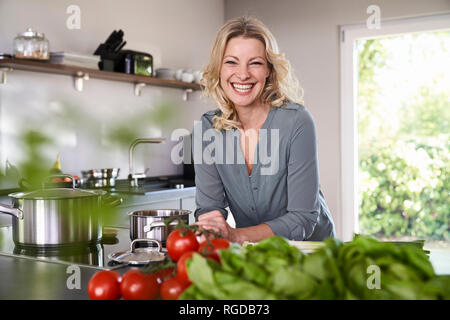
[225,61,236,65]
[251,62,263,65]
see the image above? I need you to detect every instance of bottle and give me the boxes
[50,153,62,174]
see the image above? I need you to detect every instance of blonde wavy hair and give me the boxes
[200,16,304,131]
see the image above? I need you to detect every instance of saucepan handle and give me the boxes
[146,220,179,231]
[130,238,162,253]
[0,203,24,219]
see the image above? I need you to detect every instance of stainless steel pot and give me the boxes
[129,209,191,246]
[81,168,120,188]
[13,243,104,266]
[0,187,120,248]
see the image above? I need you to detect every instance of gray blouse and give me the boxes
[192,101,336,241]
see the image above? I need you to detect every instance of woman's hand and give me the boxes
[194,210,239,243]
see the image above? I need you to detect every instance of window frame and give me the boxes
[339,13,450,241]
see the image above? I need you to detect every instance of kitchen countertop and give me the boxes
[0,235,449,299]
[0,226,140,299]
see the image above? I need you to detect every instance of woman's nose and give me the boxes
[236,66,250,80]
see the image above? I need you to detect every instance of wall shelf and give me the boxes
[0,58,201,99]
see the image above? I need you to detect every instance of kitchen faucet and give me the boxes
[128,138,165,187]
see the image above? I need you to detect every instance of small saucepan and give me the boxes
[81,168,120,188]
[128,209,191,246]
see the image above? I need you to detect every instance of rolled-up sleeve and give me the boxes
[264,109,320,240]
[192,115,229,221]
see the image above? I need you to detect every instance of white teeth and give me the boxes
[232,83,254,92]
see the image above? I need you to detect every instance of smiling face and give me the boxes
[220,36,271,109]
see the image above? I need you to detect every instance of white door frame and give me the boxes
[339,13,450,242]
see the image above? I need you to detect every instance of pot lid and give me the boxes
[9,188,106,200]
[108,239,165,265]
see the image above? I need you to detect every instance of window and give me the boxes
[340,14,450,249]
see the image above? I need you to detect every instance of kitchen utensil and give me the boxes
[108,238,165,265]
[155,68,175,80]
[14,28,49,60]
[193,70,203,84]
[50,52,100,69]
[175,69,184,81]
[114,50,153,76]
[0,175,122,248]
[81,168,120,188]
[181,72,194,83]
[128,209,191,245]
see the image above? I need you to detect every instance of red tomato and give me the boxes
[160,275,189,300]
[120,269,159,300]
[198,238,230,263]
[166,228,199,262]
[176,251,196,286]
[154,267,175,284]
[87,270,122,300]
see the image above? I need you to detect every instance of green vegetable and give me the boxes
[180,235,449,300]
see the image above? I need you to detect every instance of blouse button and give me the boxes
[252,187,258,190]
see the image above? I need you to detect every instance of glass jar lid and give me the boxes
[17,28,45,39]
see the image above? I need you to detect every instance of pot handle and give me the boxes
[131,238,162,253]
[0,203,24,219]
[143,220,179,233]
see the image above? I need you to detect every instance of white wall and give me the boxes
[224,0,450,237]
[0,0,223,180]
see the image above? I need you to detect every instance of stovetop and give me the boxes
[78,177,195,195]
[0,225,157,270]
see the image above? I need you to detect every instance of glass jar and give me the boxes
[13,28,49,60]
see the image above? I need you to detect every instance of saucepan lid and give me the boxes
[108,239,165,265]
[9,188,106,200]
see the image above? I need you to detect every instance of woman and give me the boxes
[193,16,335,243]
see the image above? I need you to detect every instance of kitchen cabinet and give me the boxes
[180,196,196,224]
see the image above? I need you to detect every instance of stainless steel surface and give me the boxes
[128,138,165,187]
[13,243,104,266]
[108,238,165,265]
[0,188,109,247]
[129,209,190,244]
[0,225,131,271]
[0,202,23,219]
[81,168,120,188]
